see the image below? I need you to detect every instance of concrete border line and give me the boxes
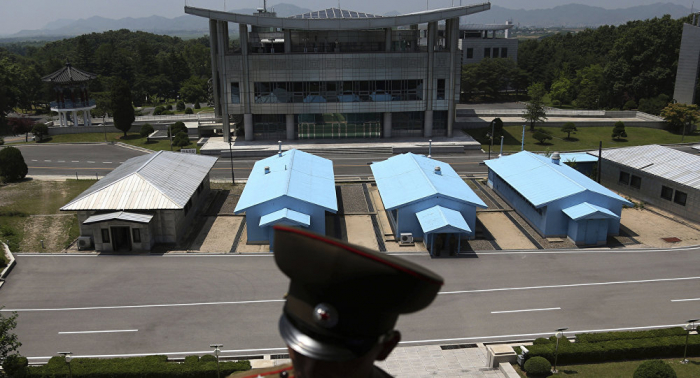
[0,242,17,284]
[114,142,155,154]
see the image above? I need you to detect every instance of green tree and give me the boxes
[0,57,21,132]
[461,58,519,101]
[524,83,547,132]
[561,122,577,139]
[612,121,627,140]
[8,117,34,142]
[549,75,574,105]
[140,123,154,138]
[0,147,28,182]
[638,94,670,115]
[179,76,208,104]
[491,118,504,139]
[173,131,191,147]
[168,121,187,137]
[532,128,553,144]
[660,103,699,140]
[31,123,48,142]
[0,310,21,363]
[573,64,605,109]
[633,360,676,378]
[110,78,135,137]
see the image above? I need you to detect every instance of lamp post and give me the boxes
[58,352,72,378]
[498,135,504,158]
[428,139,432,158]
[552,327,568,374]
[210,344,223,378]
[521,124,526,151]
[486,133,492,160]
[682,319,699,364]
[228,136,235,185]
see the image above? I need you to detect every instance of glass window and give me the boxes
[231,83,240,104]
[132,228,141,243]
[436,79,446,100]
[501,48,508,58]
[492,48,499,58]
[674,191,688,206]
[619,171,630,185]
[484,48,491,58]
[660,186,674,201]
[630,175,642,189]
[466,48,474,59]
[101,229,110,243]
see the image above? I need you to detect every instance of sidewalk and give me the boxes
[376,344,507,378]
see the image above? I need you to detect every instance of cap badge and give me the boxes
[313,303,339,328]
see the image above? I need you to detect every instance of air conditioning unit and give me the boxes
[77,236,93,250]
[399,233,414,245]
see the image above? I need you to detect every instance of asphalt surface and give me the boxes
[2,246,699,361]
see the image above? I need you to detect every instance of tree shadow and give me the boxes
[563,137,580,142]
[612,138,629,143]
[535,141,554,146]
[118,134,142,141]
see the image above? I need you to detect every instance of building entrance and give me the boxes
[111,227,132,252]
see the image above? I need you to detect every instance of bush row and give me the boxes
[526,334,700,365]
[24,355,250,378]
[575,327,687,343]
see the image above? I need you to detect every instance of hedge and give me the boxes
[526,334,700,365]
[26,355,250,378]
[575,327,686,343]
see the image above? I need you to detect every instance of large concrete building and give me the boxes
[486,151,632,246]
[596,145,700,223]
[674,19,700,104]
[185,3,490,142]
[61,151,218,252]
[459,22,518,65]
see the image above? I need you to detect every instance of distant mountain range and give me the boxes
[0,2,693,40]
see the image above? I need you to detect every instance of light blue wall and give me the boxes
[568,218,609,245]
[394,196,477,240]
[489,172,547,234]
[244,196,327,244]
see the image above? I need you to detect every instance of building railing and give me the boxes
[50,99,96,110]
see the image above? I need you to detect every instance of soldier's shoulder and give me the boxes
[226,362,295,378]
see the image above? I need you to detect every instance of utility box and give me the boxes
[487,345,517,368]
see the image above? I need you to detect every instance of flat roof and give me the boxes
[184,3,491,31]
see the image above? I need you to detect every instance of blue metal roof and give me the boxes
[370,153,487,210]
[562,202,620,221]
[416,206,472,234]
[560,152,599,164]
[485,151,632,208]
[259,208,311,227]
[234,149,338,213]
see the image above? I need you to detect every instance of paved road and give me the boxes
[13,144,489,179]
[2,247,699,361]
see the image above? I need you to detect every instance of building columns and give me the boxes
[72,111,78,127]
[383,112,392,138]
[244,113,253,141]
[447,17,459,138]
[83,111,89,127]
[385,28,392,52]
[424,110,433,138]
[208,20,221,118]
[240,23,253,141]
[425,21,437,138]
[217,20,231,142]
[286,114,295,140]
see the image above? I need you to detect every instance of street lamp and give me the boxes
[228,135,235,185]
[428,139,432,158]
[58,352,73,378]
[682,319,699,364]
[498,135,504,158]
[210,344,223,378]
[552,327,568,374]
[486,132,492,160]
[521,124,526,151]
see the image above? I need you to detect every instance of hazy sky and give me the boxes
[0,0,693,35]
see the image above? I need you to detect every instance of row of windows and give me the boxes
[619,171,642,189]
[660,185,687,206]
[465,47,509,59]
[101,228,141,243]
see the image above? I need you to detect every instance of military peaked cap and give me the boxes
[273,225,444,361]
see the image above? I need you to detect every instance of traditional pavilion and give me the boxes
[42,62,97,127]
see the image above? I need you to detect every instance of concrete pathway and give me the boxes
[478,212,537,250]
[375,344,507,378]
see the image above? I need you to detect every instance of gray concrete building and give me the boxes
[459,22,518,65]
[185,3,490,142]
[673,21,700,104]
[60,151,218,252]
[595,145,700,223]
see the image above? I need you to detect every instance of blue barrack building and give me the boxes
[234,149,338,250]
[485,151,632,246]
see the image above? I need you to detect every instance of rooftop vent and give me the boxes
[551,152,561,165]
[264,166,270,174]
[434,166,442,174]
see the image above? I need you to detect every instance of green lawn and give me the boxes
[39,133,199,153]
[514,357,700,378]
[468,125,700,152]
[0,180,96,252]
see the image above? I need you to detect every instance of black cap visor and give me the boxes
[279,314,377,362]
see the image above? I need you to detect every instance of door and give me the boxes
[584,220,606,245]
[111,227,132,252]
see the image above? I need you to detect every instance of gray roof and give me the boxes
[185,3,491,31]
[42,62,97,84]
[83,211,154,225]
[595,145,700,190]
[61,151,218,211]
[290,8,382,19]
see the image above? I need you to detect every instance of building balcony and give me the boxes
[50,99,96,110]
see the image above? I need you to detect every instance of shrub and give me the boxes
[200,354,217,363]
[194,102,201,109]
[561,122,577,139]
[173,132,191,147]
[533,338,551,345]
[0,136,4,145]
[183,355,199,365]
[0,147,28,182]
[31,123,49,142]
[3,354,28,378]
[623,100,638,110]
[140,123,155,138]
[633,360,677,378]
[165,104,173,110]
[169,121,188,137]
[532,128,553,144]
[576,327,686,343]
[612,121,627,140]
[523,356,551,376]
[153,106,164,116]
[176,101,186,111]
[185,107,194,114]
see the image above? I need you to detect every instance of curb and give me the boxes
[0,242,17,285]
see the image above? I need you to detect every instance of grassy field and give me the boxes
[38,133,199,153]
[514,357,700,377]
[468,125,700,152]
[0,180,96,252]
